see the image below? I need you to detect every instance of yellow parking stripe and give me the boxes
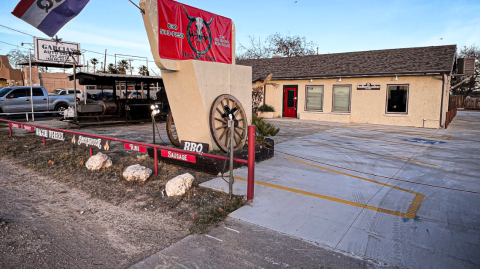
[297,138,437,167]
[235,168,424,220]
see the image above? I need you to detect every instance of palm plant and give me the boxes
[251,115,279,144]
[117,60,129,74]
[138,65,149,76]
[90,58,98,73]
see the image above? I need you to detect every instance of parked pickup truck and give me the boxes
[0,86,76,114]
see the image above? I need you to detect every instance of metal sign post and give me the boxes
[228,119,234,200]
[29,48,34,121]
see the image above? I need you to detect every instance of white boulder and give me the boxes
[123,164,152,183]
[165,173,195,197]
[85,152,112,171]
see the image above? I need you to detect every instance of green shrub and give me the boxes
[257,104,275,112]
[251,115,279,144]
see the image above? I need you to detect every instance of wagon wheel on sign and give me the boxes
[166,112,180,147]
[209,94,248,152]
[186,19,213,55]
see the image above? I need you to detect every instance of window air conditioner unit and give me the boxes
[457,57,476,75]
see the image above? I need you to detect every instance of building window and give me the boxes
[386,85,408,113]
[332,85,351,112]
[306,86,324,111]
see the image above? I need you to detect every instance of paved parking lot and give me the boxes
[202,110,480,269]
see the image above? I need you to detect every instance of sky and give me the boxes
[0,0,479,74]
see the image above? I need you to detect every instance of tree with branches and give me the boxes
[237,33,317,60]
[453,45,479,95]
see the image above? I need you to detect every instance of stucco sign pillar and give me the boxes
[140,0,252,151]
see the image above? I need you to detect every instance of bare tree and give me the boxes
[237,36,271,60]
[267,33,316,57]
[453,45,479,95]
[6,49,32,69]
[237,33,317,60]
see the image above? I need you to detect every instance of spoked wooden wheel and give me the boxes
[209,94,248,152]
[166,112,180,147]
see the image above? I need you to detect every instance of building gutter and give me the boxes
[439,74,446,128]
[270,71,448,81]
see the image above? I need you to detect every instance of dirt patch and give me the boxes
[0,127,246,268]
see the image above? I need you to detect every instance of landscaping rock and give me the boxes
[123,164,152,183]
[85,152,112,171]
[165,173,195,197]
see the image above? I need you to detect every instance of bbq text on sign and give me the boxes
[357,83,380,90]
[180,140,209,153]
[158,0,232,64]
[161,150,196,163]
[72,134,110,150]
[124,143,147,153]
[36,128,65,141]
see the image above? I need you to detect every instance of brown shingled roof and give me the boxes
[237,45,457,82]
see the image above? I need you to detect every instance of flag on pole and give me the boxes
[12,0,90,37]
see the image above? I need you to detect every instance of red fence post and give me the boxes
[247,125,255,201]
[43,137,46,147]
[9,123,12,137]
[90,148,93,156]
[154,149,158,176]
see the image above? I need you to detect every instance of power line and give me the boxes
[0,40,28,50]
[1,24,159,67]
[0,24,35,37]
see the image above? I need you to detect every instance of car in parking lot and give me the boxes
[127,92,148,99]
[91,92,113,101]
[0,86,76,114]
[51,88,86,101]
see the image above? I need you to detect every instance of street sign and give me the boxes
[161,150,196,163]
[34,37,80,64]
[124,143,147,153]
[72,134,111,151]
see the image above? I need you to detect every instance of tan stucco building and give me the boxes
[238,45,457,129]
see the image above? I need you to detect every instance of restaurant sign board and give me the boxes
[157,0,232,64]
[357,83,380,90]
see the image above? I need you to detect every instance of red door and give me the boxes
[283,86,298,118]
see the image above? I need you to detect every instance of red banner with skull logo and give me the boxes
[157,0,232,64]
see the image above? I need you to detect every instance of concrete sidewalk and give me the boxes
[201,111,480,269]
[129,218,386,269]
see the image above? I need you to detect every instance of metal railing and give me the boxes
[1,119,256,200]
